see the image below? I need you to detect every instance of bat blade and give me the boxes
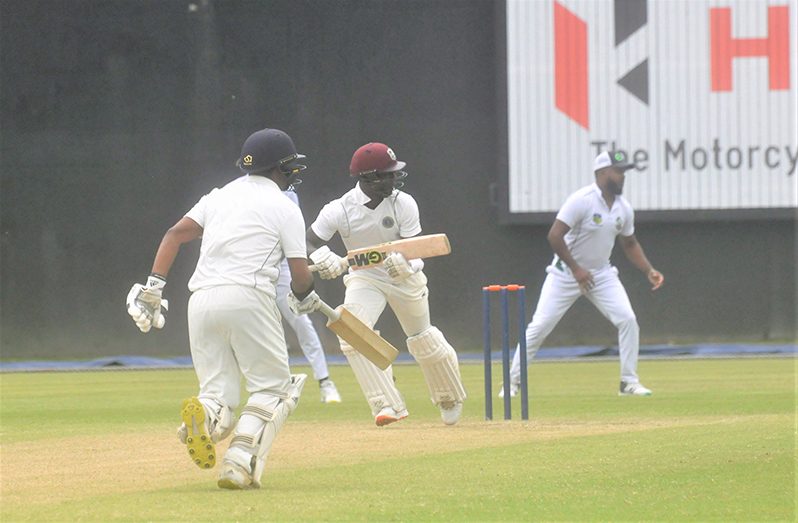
[317,301,399,370]
[347,233,451,271]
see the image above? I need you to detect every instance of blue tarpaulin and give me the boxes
[0,343,794,372]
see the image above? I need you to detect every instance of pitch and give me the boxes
[1,358,794,521]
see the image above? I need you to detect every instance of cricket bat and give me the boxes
[345,233,451,271]
[316,300,399,370]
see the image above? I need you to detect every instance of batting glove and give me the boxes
[126,275,168,333]
[309,246,349,280]
[383,252,418,281]
[287,290,321,316]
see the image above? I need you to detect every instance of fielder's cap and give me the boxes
[237,128,306,174]
[349,142,406,176]
[593,150,634,172]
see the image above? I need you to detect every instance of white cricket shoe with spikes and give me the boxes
[375,406,408,427]
[179,397,216,469]
[217,456,258,490]
[439,401,463,425]
[319,379,342,403]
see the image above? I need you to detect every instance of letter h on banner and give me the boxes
[710,5,790,92]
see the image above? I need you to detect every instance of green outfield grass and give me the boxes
[1,358,795,521]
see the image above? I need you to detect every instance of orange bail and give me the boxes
[482,284,525,292]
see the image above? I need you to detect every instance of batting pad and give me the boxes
[407,326,467,405]
[226,374,307,487]
[341,340,406,416]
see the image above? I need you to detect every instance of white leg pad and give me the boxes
[341,341,406,416]
[224,374,307,487]
[407,326,467,406]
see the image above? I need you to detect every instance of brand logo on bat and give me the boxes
[349,251,387,267]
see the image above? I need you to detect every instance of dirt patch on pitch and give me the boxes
[0,414,785,507]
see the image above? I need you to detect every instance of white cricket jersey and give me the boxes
[185,175,307,297]
[310,183,422,282]
[283,188,299,206]
[551,183,634,273]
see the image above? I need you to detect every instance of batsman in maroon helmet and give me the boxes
[305,142,466,426]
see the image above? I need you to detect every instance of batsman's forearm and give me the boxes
[305,227,326,258]
[150,233,183,277]
[149,218,203,277]
[287,257,314,298]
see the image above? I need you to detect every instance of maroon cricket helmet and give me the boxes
[349,142,406,177]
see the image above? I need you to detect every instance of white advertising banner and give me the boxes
[506,0,798,216]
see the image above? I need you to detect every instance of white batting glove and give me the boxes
[309,246,349,280]
[287,290,321,315]
[383,252,417,281]
[126,275,168,333]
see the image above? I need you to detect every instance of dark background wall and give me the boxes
[1,0,795,360]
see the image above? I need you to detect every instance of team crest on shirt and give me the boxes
[382,216,395,228]
[615,216,623,231]
[592,213,603,225]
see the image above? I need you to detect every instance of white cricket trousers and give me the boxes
[510,265,641,384]
[275,263,330,381]
[340,271,431,415]
[188,285,291,409]
[344,271,431,336]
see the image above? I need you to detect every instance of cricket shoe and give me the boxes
[319,379,342,403]
[375,406,408,427]
[619,381,652,396]
[179,397,216,469]
[497,381,520,398]
[217,460,259,490]
[439,401,463,426]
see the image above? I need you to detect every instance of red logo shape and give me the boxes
[554,1,589,129]
[710,5,790,91]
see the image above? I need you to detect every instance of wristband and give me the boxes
[147,274,167,289]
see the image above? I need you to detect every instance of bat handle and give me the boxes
[316,299,340,322]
